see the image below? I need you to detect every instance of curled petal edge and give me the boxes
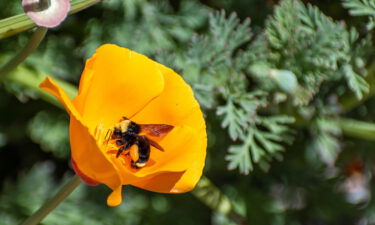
[39,77,123,206]
[71,158,99,186]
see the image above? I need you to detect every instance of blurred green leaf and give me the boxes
[309,118,341,166]
[84,0,209,56]
[28,111,70,159]
[343,64,369,99]
[343,0,375,17]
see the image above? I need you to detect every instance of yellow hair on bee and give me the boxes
[115,120,131,133]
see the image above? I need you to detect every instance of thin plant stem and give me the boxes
[20,175,81,225]
[0,27,47,81]
[192,176,248,225]
[337,118,375,141]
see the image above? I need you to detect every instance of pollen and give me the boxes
[94,124,123,157]
[93,124,106,145]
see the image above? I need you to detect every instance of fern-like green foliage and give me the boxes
[158,11,295,174]
[84,0,209,56]
[159,11,252,108]
[244,0,371,167]
[160,0,371,173]
[343,0,375,29]
[343,0,375,16]
[250,0,370,105]
[226,116,295,174]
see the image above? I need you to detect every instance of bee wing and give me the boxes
[139,124,174,138]
[139,124,173,152]
[148,138,165,152]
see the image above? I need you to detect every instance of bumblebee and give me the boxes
[109,117,173,169]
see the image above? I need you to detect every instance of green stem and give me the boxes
[20,175,81,225]
[0,0,101,39]
[69,0,102,14]
[337,118,375,141]
[0,27,47,80]
[192,176,248,225]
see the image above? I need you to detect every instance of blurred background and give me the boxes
[1,0,375,224]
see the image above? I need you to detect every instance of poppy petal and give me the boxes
[72,44,165,131]
[39,77,83,122]
[130,63,206,181]
[133,126,200,175]
[40,77,123,201]
[71,158,99,186]
[39,45,207,206]
[107,185,123,207]
[70,116,121,191]
[131,64,205,131]
[133,170,201,193]
[132,129,206,193]
[168,130,206,193]
[132,171,185,193]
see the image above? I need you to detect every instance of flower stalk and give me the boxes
[192,176,247,225]
[0,27,47,81]
[337,118,375,141]
[20,175,81,225]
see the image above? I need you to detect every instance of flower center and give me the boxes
[97,119,144,169]
[110,118,148,169]
[95,117,173,170]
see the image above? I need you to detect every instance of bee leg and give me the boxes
[107,150,118,155]
[116,146,127,158]
[116,139,125,146]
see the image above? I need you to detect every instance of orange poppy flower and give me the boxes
[39,44,207,206]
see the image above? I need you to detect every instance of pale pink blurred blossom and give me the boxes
[22,0,70,28]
